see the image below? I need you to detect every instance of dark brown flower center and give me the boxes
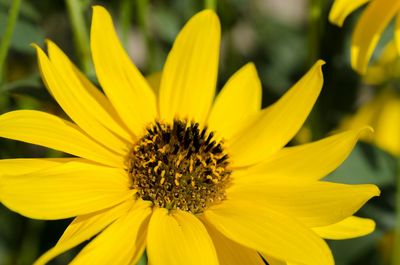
[127,120,231,213]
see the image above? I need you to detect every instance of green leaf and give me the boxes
[0,10,44,54]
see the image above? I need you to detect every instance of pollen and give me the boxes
[127,120,231,213]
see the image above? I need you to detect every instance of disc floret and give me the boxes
[128,120,231,213]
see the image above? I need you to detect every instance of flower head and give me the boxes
[0,6,379,265]
[329,0,400,74]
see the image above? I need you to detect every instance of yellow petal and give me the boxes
[44,41,133,144]
[313,216,376,240]
[340,91,387,131]
[351,0,400,73]
[34,199,136,265]
[202,219,264,265]
[0,158,79,176]
[91,6,157,135]
[228,60,324,167]
[329,0,370,27]
[374,96,400,156]
[364,65,389,85]
[0,161,133,219]
[373,40,399,65]
[70,199,151,265]
[0,110,124,167]
[204,201,334,265]
[159,10,220,124]
[340,89,397,151]
[263,256,287,265]
[208,63,262,140]
[241,127,372,182]
[73,59,133,139]
[147,208,218,265]
[364,40,399,85]
[34,45,129,156]
[146,72,162,95]
[227,181,380,227]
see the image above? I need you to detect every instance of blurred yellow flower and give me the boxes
[0,6,379,265]
[329,0,400,74]
[364,40,400,85]
[342,88,400,156]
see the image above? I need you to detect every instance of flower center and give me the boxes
[127,120,231,213]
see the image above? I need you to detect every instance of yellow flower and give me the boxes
[329,0,400,74]
[341,88,400,156]
[0,6,379,265]
[363,40,400,85]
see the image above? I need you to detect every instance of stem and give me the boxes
[306,0,327,139]
[65,0,91,74]
[0,0,22,84]
[307,0,324,66]
[204,0,216,10]
[137,0,154,72]
[392,157,400,265]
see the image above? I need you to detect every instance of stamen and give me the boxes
[127,120,231,213]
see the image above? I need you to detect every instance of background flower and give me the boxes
[329,0,400,74]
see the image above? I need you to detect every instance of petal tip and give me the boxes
[368,219,376,230]
[373,185,381,197]
[92,5,111,22]
[311,60,325,78]
[190,9,221,30]
[245,62,257,70]
[364,184,381,198]
[92,5,106,12]
[32,44,47,60]
[328,16,343,27]
[45,40,56,55]
[30,43,41,51]
[328,9,345,27]
[45,40,65,61]
[241,62,258,77]
[44,38,53,46]
[358,125,374,140]
[198,9,218,17]
[316,59,326,67]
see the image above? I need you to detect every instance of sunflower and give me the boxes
[329,0,400,74]
[0,6,379,265]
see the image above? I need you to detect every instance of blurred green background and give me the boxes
[0,0,398,264]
